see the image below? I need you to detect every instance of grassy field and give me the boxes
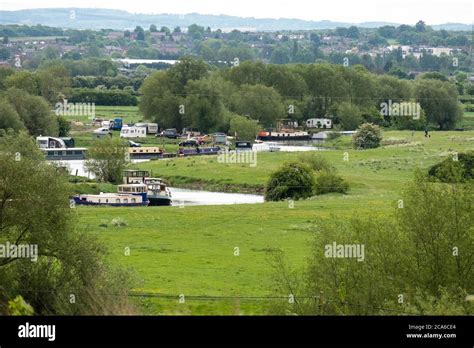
[75,130,474,315]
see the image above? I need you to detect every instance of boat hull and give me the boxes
[72,197,149,207]
[257,135,311,141]
[148,196,172,206]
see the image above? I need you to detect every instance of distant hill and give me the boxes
[0,8,471,31]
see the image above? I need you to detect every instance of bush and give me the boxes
[265,162,315,201]
[428,151,474,183]
[314,170,349,195]
[298,153,333,172]
[352,123,383,149]
[271,172,473,315]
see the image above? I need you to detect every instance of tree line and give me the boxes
[139,57,463,135]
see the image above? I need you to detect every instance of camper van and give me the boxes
[135,123,158,135]
[120,126,147,138]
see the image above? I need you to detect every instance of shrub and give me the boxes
[265,162,315,201]
[352,123,383,149]
[298,153,333,172]
[428,151,474,183]
[314,170,349,195]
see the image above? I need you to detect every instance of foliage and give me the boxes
[272,172,473,315]
[265,162,315,201]
[314,170,349,195]
[229,114,260,140]
[69,88,137,106]
[4,88,58,136]
[0,131,135,315]
[85,137,129,184]
[428,151,474,183]
[8,296,34,316]
[297,153,333,172]
[352,123,383,149]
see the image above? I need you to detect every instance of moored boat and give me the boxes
[73,184,149,207]
[256,130,311,141]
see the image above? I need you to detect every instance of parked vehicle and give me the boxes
[235,141,253,151]
[110,118,123,131]
[212,133,229,145]
[136,123,158,134]
[120,126,147,138]
[92,127,112,139]
[157,129,179,139]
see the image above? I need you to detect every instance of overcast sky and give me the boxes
[0,0,472,24]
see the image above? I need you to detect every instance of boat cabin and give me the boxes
[123,170,151,184]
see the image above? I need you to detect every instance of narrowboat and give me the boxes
[73,184,149,207]
[256,130,311,141]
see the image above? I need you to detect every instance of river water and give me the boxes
[53,142,325,206]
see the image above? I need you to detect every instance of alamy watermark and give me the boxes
[217,149,257,168]
[380,100,421,120]
[324,242,365,262]
[0,242,38,262]
[55,99,96,118]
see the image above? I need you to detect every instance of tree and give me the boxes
[5,88,57,136]
[166,57,209,95]
[57,116,71,137]
[134,26,145,41]
[5,71,40,95]
[270,47,290,64]
[0,98,24,131]
[184,78,224,132]
[36,65,71,104]
[415,20,427,32]
[149,24,158,32]
[139,71,184,130]
[335,102,363,130]
[414,79,462,130]
[265,162,315,201]
[229,115,260,140]
[0,131,134,315]
[233,84,285,127]
[0,48,10,60]
[84,137,129,184]
[352,123,382,149]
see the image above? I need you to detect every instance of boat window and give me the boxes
[116,199,120,204]
[131,198,136,203]
[123,199,128,204]
[106,199,109,203]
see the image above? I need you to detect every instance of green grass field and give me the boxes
[75,130,474,315]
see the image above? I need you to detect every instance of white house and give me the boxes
[120,126,147,138]
[306,118,332,129]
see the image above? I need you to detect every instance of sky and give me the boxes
[0,0,473,24]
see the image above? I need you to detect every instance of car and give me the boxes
[156,129,179,139]
[128,140,141,148]
[179,139,200,147]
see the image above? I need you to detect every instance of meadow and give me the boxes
[76,129,474,315]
